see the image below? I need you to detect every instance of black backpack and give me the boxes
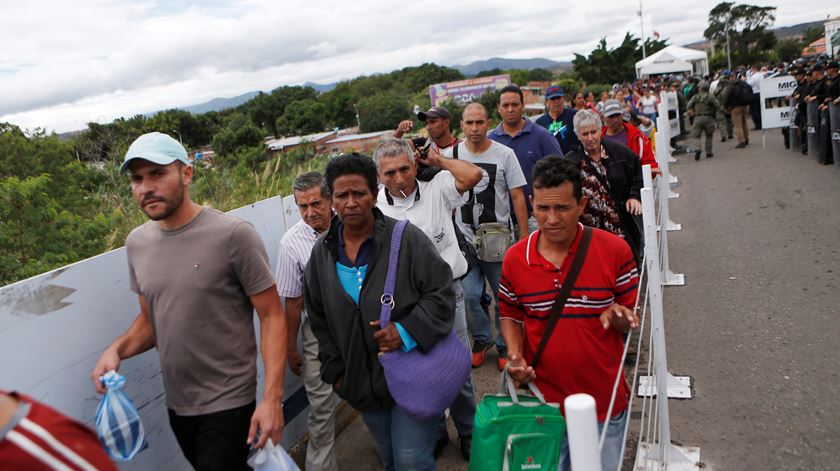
[731,81,754,106]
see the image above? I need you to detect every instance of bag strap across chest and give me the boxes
[530,226,593,369]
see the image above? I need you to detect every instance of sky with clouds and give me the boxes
[1,0,836,133]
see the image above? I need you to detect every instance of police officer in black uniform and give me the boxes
[792,66,809,153]
[820,61,839,108]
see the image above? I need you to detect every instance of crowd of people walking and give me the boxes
[3,52,838,471]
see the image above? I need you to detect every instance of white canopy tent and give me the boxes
[635,45,708,78]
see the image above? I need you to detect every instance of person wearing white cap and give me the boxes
[91,132,287,470]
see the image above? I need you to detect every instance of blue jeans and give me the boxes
[361,405,439,471]
[560,407,628,471]
[438,280,475,439]
[463,260,504,353]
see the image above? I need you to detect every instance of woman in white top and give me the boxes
[639,89,658,122]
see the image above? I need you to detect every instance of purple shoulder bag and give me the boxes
[378,220,471,421]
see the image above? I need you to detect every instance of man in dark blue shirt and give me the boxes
[535,85,579,154]
[489,85,563,231]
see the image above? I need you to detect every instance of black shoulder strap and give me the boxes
[450,142,476,204]
[530,226,593,369]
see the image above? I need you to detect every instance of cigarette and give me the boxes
[400,189,407,198]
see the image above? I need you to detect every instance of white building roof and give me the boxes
[266,131,336,150]
[325,130,392,144]
[635,45,708,77]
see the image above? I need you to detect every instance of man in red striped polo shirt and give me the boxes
[0,390,116,470]
[499,156,640,471]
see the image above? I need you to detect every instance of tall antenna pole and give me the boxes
[725,25,732,70]
[639,0,647,58]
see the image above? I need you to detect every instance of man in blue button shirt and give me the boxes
[489,84,564,232]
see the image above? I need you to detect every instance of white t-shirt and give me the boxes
[376,170,469,278]
[747,72,764,93]
[448,141,527,241]
[641,96,657,114]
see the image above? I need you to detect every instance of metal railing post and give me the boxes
[656,101,677,164]
[635,188,699,470]
[651,121,684,287]
[564,394,602,471]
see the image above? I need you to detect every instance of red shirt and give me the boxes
[499,225,639,421]
[0,391,116,470]
[601,122,659,171]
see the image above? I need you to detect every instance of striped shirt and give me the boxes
[499,224,638,421]
[275,220,320,317]
[0,391,116,470]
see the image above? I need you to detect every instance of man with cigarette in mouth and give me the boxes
[374,137,483,460]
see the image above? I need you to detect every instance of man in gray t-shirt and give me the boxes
[91,132,287,470]
[453,103,529,371]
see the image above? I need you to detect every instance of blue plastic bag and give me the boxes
[94,370,147,461]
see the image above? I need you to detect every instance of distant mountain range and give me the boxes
[172,57,572,116]
[178,91,260,114]
[453,57,572,76]
[177,82,336,115]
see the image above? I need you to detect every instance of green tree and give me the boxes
[0,174,111,283]
[527,68,554,82]
[572,34,671,83]
[212,113,267,163]
[392,63,464,94]
[641,37,669,57]
[774,38,804,62]
[476,68,505,78]
[704,2,776,66]
[357,91,410,132]
[0,125,115,285]
[801,26,823,45]
[318,81,360,129]
[275,99,329,136]
[573,33,660,83]
[507,69,530,86]
[247,86,319,136]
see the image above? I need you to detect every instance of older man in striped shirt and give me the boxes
[275,172,337,471]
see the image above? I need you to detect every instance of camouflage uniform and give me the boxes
[714,78,734,141]
[687,90,721,159]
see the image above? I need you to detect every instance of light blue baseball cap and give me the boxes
[120,132,191,173]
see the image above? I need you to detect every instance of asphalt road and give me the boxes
[328,128,840,470]
[663,129,840,470]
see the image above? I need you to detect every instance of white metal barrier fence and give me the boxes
[565,100,701,470]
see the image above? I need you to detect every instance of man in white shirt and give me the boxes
[374,137,483,461]
[453,103,529,372]
[747,65,766,130]
[275,172,337,471]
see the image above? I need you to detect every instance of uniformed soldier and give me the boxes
[820,61,839,108]
[785,67,805,149]
[805,63,829,107]
[687,83,721,160]
[714,71,734,142]
[793,66,813,155]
